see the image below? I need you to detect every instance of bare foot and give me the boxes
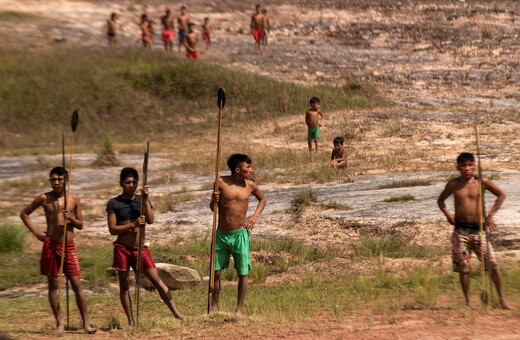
[84,325,97,334]
[174,313,185,320]
[54,324,65,333]
[234,308,244,318]
[209,303,219,313]
[465,303,473,310]
[500,300,512,310]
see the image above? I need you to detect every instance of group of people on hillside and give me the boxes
[106,4,272,58]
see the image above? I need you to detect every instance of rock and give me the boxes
[139,263,201,290]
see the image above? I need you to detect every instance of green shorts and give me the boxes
[307,126,320,141]
[215,228,251,276]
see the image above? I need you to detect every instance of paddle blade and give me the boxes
[71,110,79,132]
[481,290,489,305]
[217,88,226,110]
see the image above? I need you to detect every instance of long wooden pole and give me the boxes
[475,121,492,306]
[135,141,150,328]
[208,88,226,314]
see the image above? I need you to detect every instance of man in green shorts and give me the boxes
[209,154,267,316]
[305,97,323,154]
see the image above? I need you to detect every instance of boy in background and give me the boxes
[305,97,323,154]
[330,136,347,168]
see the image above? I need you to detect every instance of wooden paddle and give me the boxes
[208,88,226,314]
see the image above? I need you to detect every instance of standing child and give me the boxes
[138,14,153,49]
[107,167,183,326]
[250,4,266,54]
[261,9,270,47]
[20,167,96,333]
[161,8,175,52]
[437,152,510,309]
[209,154,267,316]
[202,17,213,49]
[330,136,347,168]
[305,97,323,154]
[183,23,199,60]
[177,6,190,52]
[106,12,118,48]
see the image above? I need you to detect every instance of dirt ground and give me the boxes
[1,0,520,339]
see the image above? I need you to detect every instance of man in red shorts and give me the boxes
[251,4,266,54]
[183,23,200,60]
[107,167,183,326]
[20,167,96,333]
[161,8,175,52]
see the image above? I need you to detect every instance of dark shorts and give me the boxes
[178,29,187,43]
[112,241,156,272]
[40,237,81,277]
[215,228,251,276]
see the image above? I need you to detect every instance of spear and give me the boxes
[475,121,493,307]
[58,110,79,330]
[135,141,150,328]
[208,88,226,314]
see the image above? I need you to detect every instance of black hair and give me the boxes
[181,5,187,10]
[188,22,195,27]
[333,137,344,145]
[120,167,139,182]
[110,12,117,19]
[204,17,209,21]
[262,9,267,13]
[456,152,475,164]
[50,166,68,179]
[309,97,320,105]
[256,4,262,9]
[227,154,252,172]
[141,14,148,20]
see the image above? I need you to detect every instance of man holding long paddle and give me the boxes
[107,167,183,326]
[209,154,267,316]
[437,153,510,309]
[20,167,96,333]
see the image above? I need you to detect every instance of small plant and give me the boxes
[383,195,415,202]
[0,223,25,253]
[105,315,122,330]
[320,200,350,210]
[287,188,318,214]
[92,135,120,167]
[249,263,268,283]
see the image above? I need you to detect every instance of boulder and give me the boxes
[139,263,201,290]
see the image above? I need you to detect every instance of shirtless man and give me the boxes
[183,23,199,60]
[210,154,267,316]
[107,167,183,326]
[261,9,271,47]
[161,8,175,52]
[20,167,96,333]
[106,12,118,48]
[250,4,266,54]
[177,6,190,52]
[437,152,510,309]
[202,17,213,49]
[138,14,153,49]
[305,97,323,154]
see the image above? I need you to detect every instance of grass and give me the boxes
[0,223,26,253]
[287,188,318,215]
[0,47,382,153]
[0,176,47,192]
[377,180,432,189]
[383,195,415,202]
[352,234,447,258]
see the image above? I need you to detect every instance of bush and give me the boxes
[0,223,25,253]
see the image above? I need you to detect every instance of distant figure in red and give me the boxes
[202,17,213,49]
[184,22,200,60]
[161,8,175,52]
[138,14,154,49]
[250,4,266,54]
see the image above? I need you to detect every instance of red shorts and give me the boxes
[162,29,174,43]
[40,238,81,277]
[203,33,211,42]
[253,28,264,42]
[141,34,152,43]
[186,50,200,60]
[112,241,156,271]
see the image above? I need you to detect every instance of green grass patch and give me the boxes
[383,195,415,202]
[287,188,318,214]
[0,223,26,253]
[0,11,41,22]
[377,180,432,189]
[352,234,447,258]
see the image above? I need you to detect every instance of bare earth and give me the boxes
[1,0,520,339]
